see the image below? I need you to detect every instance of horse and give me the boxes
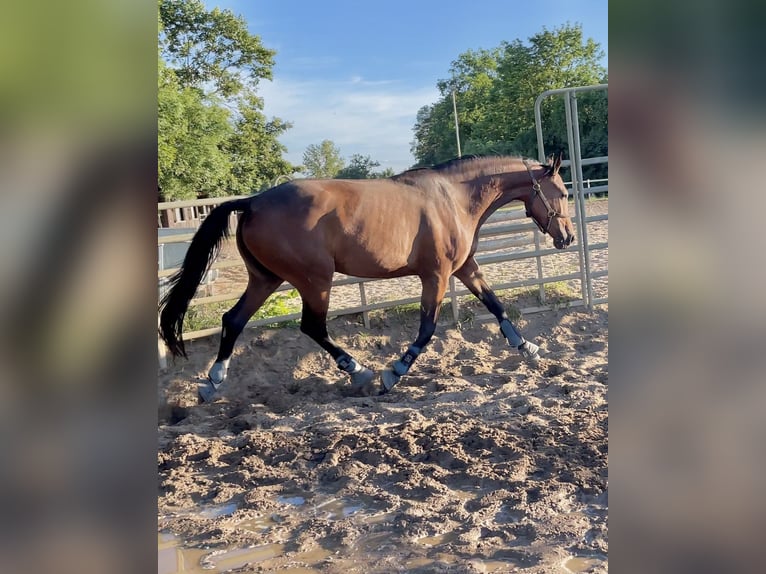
[159,154,575,401]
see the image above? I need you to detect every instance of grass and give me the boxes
[525,281,580,308]
[183,290,301,332]
[181,280,580,334]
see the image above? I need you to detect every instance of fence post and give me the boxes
[534,229,545,305]
[449,276,460,323]
[569,92,594,309]
[564,92,589,308]
[358,281,370,329]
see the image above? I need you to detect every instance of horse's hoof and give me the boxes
[350,367,375,386]
[349,380,378,397]
[349,368,377,397]
[518,340,541,363]
[198,378,222,403]
[379,370,400,395]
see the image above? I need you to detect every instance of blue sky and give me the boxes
[205,1,608,173]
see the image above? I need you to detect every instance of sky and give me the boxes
[204,0,608,174]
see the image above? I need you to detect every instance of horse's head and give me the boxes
[523,154,575,249]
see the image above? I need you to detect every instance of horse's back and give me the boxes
[241,178,469,280]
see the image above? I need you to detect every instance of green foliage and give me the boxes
[159,0,275,97]
[411,24,608,179]
[336,154,395,179]
[225,90,294,194]
[158,0,296,201]
[183,291,301,332]
[158,59,234,200]
[302,140,345,178]
[336,154,380,179]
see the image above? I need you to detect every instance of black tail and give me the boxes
[159,198,251,358]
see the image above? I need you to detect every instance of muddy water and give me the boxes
[562,555,608,572]
[159,531,327,574]
[158,494,530,573]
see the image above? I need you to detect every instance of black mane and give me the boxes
[394,154,548,181]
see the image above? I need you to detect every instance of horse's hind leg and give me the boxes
[199,268,283,402]
[295,282,376,395]
[380,272,449,394]
[454,257,539,362]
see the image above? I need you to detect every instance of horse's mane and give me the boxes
[393,155,547,184]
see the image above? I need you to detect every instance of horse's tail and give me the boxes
[159,197,251,358]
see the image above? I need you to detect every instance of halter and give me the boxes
[522,160,565,235]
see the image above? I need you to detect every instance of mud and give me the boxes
[158,297,607,573]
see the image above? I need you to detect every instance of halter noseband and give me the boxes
[522,159,565,235]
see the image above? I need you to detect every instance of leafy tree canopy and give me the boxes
[336,154,394,179]
[158,0,296,201]
[302,140,345,178]
[411,23,607,180]
[159,0,275,97]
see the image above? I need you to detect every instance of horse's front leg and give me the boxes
[380,273,449,394]
[454,257,540,362]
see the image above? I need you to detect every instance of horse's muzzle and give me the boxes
[554,233,575,250]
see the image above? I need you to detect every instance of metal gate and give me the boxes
[534,84,608,308]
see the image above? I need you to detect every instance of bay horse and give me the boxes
[159,155,575,401]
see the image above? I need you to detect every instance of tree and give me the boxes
[226,90,294,194]
[158,0,296,200]
[158,58,234,200]
[159,0,275,96]
[479,24,605,148]
[302,140,344,178]
[411,23,607,177]
[336,154,381,179]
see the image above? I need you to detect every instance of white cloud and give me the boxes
[257,76,439,174]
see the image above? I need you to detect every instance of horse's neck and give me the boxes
[465,172,529,229]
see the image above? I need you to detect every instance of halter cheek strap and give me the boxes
[522,160,564,235]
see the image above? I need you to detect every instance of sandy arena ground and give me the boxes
[158,201,607,573]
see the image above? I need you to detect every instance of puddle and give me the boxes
[416,531,459,547]
[495,506,525,524]
[159,493,548,572]
[278,495,307,506]
[562,555,607,572]
[351,532,397,554]
[312,497,366,520]
[197,502,238,519]
[158,533,329,573]
[359,510,397,525]
[157,533,209,574]
[202,543,286,570]
[404,557,436,569]
[236,514,279,533]
[482,559,520,572]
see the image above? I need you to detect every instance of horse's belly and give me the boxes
[334,246,412,279]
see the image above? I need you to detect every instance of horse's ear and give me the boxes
[543,154,555,176]
[552,152,563,175]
